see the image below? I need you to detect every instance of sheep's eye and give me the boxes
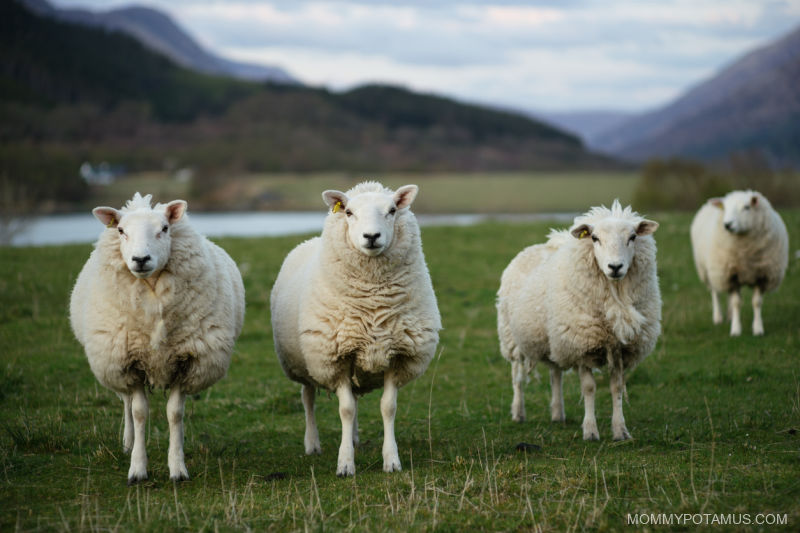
[629,234,636,243]
[591,235,599,243]
[389,207,397,215]
[345,209,353,217]
[118,227,124,235]
[743,205,750,210]
[162,225,168,233]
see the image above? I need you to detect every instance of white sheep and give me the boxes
[497,200,661,441]
[270,181,441,476]
[690,190,789,336]
[69,193,245,484]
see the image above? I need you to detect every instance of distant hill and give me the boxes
[595,24,800,167]
[1,0,620,211]
[21,0,296,83]
[531,110,637,149]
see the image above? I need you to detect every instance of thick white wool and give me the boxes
[498,202,661,387]
[70,197,245,395]
[270,183,441,394]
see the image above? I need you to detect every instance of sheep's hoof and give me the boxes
[551,414,566,423]
[753,326,765,336]
[383,457,402,473]
[127,473,148,486]
[305,443,322,455]
[170,473,190,483]
[336,463,355,477]
[582,427,600,441]
[613,430,632,441]
[512,414,525,423]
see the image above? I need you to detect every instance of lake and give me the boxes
[6,211,575,247]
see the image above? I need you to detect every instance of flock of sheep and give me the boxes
[68,184,789,483]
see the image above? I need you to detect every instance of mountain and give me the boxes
[531,110,637,149]
[20,0,296,83]
[1,0,620,210]
[595,24,800,167]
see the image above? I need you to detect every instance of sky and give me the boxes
[52,0,800,113]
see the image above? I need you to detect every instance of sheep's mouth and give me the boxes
[131,267,154,278]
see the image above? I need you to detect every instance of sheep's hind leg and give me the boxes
[353,398,360,448]
[335,382,357,477]
[381,371,401,472]
[127,385,149,484]
[610,366,631,441]
[550,366,565,422]
[510,359,526,422]
[711,289,723,325]
[121,393,134,453]
[729,290,742,337]
[579,366,599,441]
[167,387,189,482]
[752,286,764,336]
[301,385,322,454]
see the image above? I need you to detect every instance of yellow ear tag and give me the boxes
[333,201,343,213]
[579,229,589,239]
[107,221,115,229]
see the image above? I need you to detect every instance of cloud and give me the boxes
[51,0,800,111]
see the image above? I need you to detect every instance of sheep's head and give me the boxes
[322,183,418,257]
[92,193,187,279]
[710,190,763,235]
[571,200,658,281]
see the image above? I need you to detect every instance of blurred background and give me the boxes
[2,0,799,244]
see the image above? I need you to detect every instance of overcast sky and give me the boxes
[53,0,800,112]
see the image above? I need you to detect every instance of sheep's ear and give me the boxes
[322,190,348,213]
[394,184,418,210]
[710,197,724,209]
[92,207,121,228]
[570,224,592,239]
[636,219,659,236]
[165,200,187,224]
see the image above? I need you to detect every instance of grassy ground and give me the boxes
[89,171,638,213]
[1,210,799,531]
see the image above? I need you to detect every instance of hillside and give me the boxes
[596,24,800,167]
[1,0,619,212]
[20,0,296,83]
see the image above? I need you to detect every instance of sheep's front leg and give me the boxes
[729,290,742,337]
[609,366,631,441]
[167,387,189,482]
[335,382,357,477]
[127,385,149,484]
[579,366,599,441]
[510,360,526,422]
[549,366,565,422]
[301,385,322,454]
[381,372,401,472]
[121,393,134,453]
[711,289,723,325]
[752,286,764,336]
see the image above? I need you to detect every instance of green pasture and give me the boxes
[89,171,638,213]
[1,210,799,531]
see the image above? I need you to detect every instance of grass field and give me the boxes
[88,171,639,214]
[1,210,799,531]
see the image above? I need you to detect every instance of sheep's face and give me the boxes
[322,185,418,257]
[93,200,187,278]
[571,217,658,281]
[711,191,761,235]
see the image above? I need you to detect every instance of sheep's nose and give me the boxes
[724,221,734,231]
[608,263,623,274]
[363,232,381,244]
[132,255,151,267]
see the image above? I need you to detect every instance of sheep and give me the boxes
[690,190,789,336]
[270,181,441,476]
[69,193,245,484]
[497,200,661,441]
